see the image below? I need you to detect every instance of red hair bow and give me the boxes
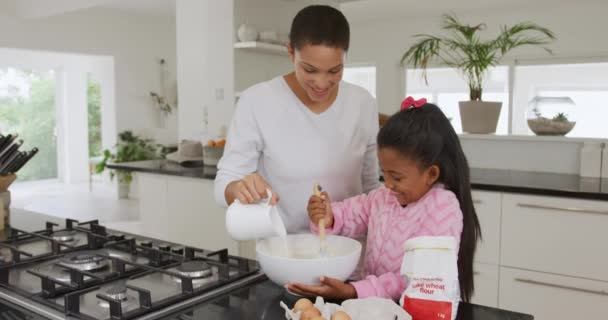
[400,96,427,110]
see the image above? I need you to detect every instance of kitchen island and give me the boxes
[0,209,533,320]
[109,160,608,319]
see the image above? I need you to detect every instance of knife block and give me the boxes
[0,197,4,231]
[0,174,16,231]
[0,174,16,192]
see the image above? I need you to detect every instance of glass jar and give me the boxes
[526,96,577,136]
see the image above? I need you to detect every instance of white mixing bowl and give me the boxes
[256,234,362,286]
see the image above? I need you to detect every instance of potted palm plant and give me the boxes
[401,14,556,133]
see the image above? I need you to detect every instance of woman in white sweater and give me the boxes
[214,5,379,233]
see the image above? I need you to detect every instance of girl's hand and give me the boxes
[225,173,279,205]
[287,276,357,300]
[307,191,333,228]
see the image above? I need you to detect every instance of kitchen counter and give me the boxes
[175,276,534,320]
[107,159,217,179]
[109,160,608,200]
[0,209,534,319]
[469,167,608,200]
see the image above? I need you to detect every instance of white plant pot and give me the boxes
[459,101,502,134]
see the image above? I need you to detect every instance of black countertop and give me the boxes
[109,160,608,200]
[470,168,608,200]
[108,159,217,179]
[167,276,533,320]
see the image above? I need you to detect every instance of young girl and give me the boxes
[287,97,481,303]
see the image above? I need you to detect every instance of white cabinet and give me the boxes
[167,177,237,253]
[138,173,170,241]
[499,267,608,320]
[137,173,238,255]
[471,262,499,307]
[472,191,501,265]
[501,194,608,281]
[470,191,501,308]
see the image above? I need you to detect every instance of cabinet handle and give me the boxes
[517,203,608,215]
[514,278,608,296]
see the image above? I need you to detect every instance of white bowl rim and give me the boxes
[255,233,362,262]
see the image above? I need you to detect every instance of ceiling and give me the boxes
[0,0,604,22]
[340,0,607,24]
[101,0,175,17]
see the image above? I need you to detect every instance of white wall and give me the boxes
[234,0,313,93]
[177,0,336,141]
[345,2,608,115]
[234,0,339,93]
[0,8,178,145]
[176,0,235,141]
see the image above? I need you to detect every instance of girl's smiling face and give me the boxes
[378,147,440,206]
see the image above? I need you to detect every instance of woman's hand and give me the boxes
[225,173,279,205]
[287,276,357,300]
[307,191,334,228]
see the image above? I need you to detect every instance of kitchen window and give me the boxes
[343,65,376,98]
[512,62,608,138]
[406,67,509,134]
[405,62,608,138]
[0,67,58,181]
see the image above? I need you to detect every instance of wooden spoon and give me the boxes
[313,183,327,257]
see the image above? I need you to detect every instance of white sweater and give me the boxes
[214,76,380,233]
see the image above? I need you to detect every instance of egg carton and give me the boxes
[280,296,411,320]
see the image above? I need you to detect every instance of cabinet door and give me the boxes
[137,173,170,241]
[501,193,608,281]
[499,267,608,320]
[167,177,238,254]
[471,262,499,307]
[472,191,501,265]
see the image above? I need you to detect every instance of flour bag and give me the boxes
[400,236,460,320]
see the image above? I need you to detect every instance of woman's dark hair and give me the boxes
[377,103,481,302]
[289,5,350,51]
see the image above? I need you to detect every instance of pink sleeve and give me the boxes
[351,188,463,301]
[351,271,406,300]
[418,188,464,248]
[310,189,378,238]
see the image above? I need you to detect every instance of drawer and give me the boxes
[499,267,608,320]
[501,193,608,281]
[472,191,501,265]
[471,262,499,307]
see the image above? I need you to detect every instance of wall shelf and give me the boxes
[234,41,287,56]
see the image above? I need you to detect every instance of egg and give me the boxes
[293,298,314,313]
[331,310,352,320]
[300,307,321,320]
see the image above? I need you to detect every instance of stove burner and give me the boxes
[60,250,109,271]
[105,284,128,301]
[33,262,92,283]
[51,230,76,243]
[176,261,212,279]
[98,284,136,309]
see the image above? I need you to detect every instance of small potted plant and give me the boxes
[95,131,164,198]
[401,14,556,133]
